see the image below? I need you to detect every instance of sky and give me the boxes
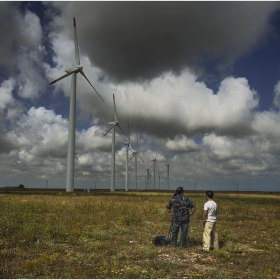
[1,1,280,192]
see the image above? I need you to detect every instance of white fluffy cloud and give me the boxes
[273,80,280,108]
[166,135,199,152]
[0,79,15,109]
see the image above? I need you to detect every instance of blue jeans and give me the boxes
[170,220,189,247]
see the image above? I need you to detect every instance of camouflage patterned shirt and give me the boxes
[166,194,195,222]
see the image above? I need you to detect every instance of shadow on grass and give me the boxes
[219,240,226,248]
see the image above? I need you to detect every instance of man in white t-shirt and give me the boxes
[202,190,219,251]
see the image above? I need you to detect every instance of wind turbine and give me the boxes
[151,154,157,190]
[123,123,132,191]
[130,137,144,190]
[166,164,170,190]
[50,17,105,192]
[145,160,151,190]
[146,168,149,190]
[165,155,170,190]
[104,94,128,192]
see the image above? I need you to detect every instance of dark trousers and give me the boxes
[170,220,189,247]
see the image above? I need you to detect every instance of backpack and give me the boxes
[153,235,170,246]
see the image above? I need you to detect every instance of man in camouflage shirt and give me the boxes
[166,187,196,247]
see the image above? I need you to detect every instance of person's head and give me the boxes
[206,190,214,199]
[174,186,184,196]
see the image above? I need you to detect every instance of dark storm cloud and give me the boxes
[53,1,280,83]
[0,136,16,154]
[0,2,43,72]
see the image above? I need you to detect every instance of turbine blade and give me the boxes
[116,124,129,138]
[103,124,115,136]
[130,154,136,160]
[50,69,76,85]
[138,154,144,163]
[73,17,80,65]
[113,94,118,121]
[80,70,105,103]
[137,136,138,153]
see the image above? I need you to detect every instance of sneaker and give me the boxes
[200,249,209,253]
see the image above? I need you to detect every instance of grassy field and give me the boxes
[0,188,279,279]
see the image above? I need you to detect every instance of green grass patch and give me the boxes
[0,189,279,278]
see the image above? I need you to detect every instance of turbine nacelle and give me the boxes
[65,65,83,73]
[50,17,105,103]
[108,121,118,126]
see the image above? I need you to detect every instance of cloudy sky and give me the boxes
[1,1,280,191]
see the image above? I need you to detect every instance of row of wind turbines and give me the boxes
[104,93,171,192]
[49,17,171,192]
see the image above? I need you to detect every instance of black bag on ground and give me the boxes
[153,236,170,246]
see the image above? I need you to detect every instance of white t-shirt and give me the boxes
[204,200,217,222]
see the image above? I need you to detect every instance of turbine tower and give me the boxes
[104,94,128,192]
[50,17,105,192]
[123,123,132,191]
[151,154,157,190]
[130,137,144,190]
[146,168,149,190]
[166,164,170,190]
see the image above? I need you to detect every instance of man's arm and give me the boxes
[167,208,174,216]
[202,210,208,227]
[189,205,196,215]
[166,200,174,216]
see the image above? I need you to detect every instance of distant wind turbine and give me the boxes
[151,154,157,190]
[146,160,151,190]
[123,123,132,191]
[50,17,105,192]
[165,155,170,190]
[104,94,128,192]
[146,168,150,190]
[166,164,170,190]
[130,137,144,190]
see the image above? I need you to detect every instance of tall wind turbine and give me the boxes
[104,94,128,192]
[123,123,132,191]
[50,17,105,192]
[130,137,144,190]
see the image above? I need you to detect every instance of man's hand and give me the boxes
[167,210,174,216]
[190,206,196,216]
